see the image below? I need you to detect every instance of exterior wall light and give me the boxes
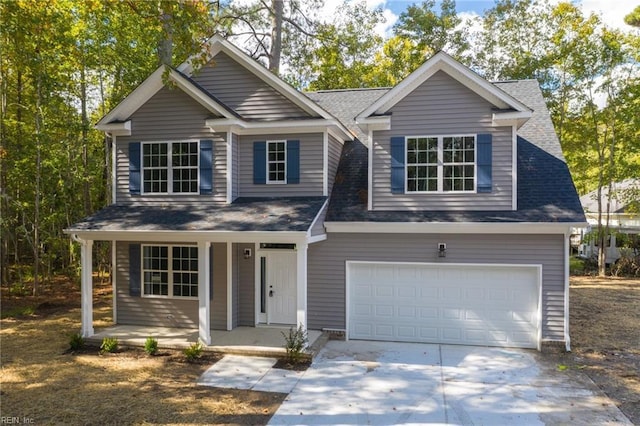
[438,243,447,258]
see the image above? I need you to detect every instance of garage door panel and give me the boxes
[348,263,540,349]
[420,307,438,319]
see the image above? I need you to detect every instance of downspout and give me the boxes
[564,230,571,352]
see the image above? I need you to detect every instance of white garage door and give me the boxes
[348,262,540,349]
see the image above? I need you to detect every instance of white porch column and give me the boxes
[296,242,308,331]
[198,241,212,345]
[80,239,94,337]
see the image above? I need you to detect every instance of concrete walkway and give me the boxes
[266,340,631,426]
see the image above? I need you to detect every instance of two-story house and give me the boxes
[67,35,585,352]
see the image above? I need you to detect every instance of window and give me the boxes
[267,140,286,183]
[407,137,438,192]
[142,141,198,194]
[443,136,475,191]
[142,245,198,298]
[406,135,475,192]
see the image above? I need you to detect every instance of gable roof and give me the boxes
[97,35,351,139]
[325,80,585,225]
[96,66,238,129]
[580,179,640,214]
[356,52,532,127]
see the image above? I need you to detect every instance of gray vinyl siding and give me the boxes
[372,71,513,211]
[210,243,227,330]
[114,241,228,330]
[327,134,343,196]
[235,243,255,326]
[116,86,227,204]
[232,133,239,201]
[192,52,313,120]
[307,233,565,341]
[238,133,324,197]
[115,241,198,328]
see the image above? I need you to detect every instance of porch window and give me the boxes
[142,141,199,194]
[142,245,198,298]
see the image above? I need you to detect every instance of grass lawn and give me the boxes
[0,279,284,425]
[2,274,639,424]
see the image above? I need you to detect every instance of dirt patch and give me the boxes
[0,277,285,425]
[552,276,640,424]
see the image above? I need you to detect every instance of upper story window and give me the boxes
[142,245,198,299]
[267,140,286,184]
[142,141,199,194]
[253,139,299,185]
[406,135,475,193]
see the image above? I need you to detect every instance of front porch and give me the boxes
[87,325,326,358]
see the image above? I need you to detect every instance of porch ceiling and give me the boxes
[66,197,326,235]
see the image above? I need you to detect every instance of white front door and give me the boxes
[263,251,297,324]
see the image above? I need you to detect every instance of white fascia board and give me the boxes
[205,118,352,140]
[511,124,518,211]
[96,66,165,126]
[308,234,327,243]
[65,229,309,244]
[168,70,236,119]
[307,199,329,239]
[358,52,532,118]
[324,221,587,235]
[96,120,131,136]
[323,131,329,196]
[492,110,533,128]
[355,115,391,132]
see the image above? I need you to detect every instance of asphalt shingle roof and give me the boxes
[307,88,388,141]
[322,80,586,224]
[67,197,327,233]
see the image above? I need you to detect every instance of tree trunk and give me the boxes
[158,3,174,66]
[269,0,284,74]
[80,59,92,216]
[33,72,42,295]
[0,47,7,286]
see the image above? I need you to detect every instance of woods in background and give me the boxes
[1,0,638,287]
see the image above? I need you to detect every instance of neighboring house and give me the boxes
[577,179,640,263]
[66,35,585,352]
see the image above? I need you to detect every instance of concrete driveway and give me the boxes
[268,340,630,425]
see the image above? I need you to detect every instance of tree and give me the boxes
[0,0,215,290]
[624,5,640,27]
[221,0,324,76]
[366,0,470,87]
[302,1,385,90]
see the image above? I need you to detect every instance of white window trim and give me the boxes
[141,244,199,300]
[141,140,200,195]
[404,134,477,194]
[266,140,287,184]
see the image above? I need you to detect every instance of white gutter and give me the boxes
[325,221,586,235]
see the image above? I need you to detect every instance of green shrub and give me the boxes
[100,337,119,353]
[611,251,640,277]
[9,282,30,297]
[144,336,158,355]
[282,324,308,364]
[69,333,85,351]
[184,341,203,361]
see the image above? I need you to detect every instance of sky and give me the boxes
[320,0,639,36]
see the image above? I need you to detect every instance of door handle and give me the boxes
[269,290,274,297]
